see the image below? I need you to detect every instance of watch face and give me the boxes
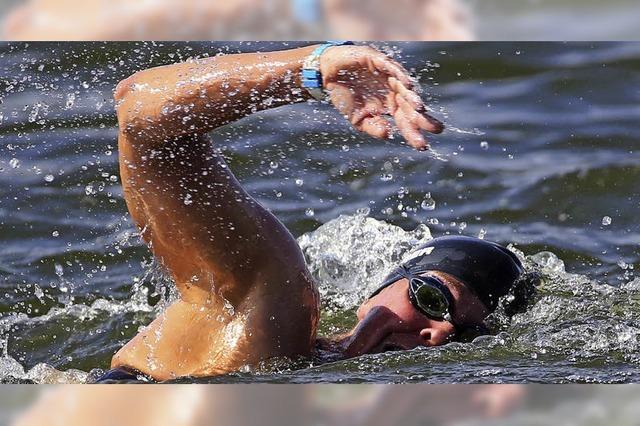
[308,88,328,101]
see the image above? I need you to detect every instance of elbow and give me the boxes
[114,73,152,139]
[114,74,135,103]
[114,75,138,134]
[113,70,188,142]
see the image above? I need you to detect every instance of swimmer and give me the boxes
[96,42,529,382]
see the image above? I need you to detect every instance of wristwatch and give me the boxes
[301,41,354,101]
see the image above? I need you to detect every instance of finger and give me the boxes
[416,110,444,134]
[385,90,398,115]
[370,54,413,88]
[394,109,428,150]
[328,83,356,116]
[390,78,444,134]
[361,115,392,139]
[396,94,444,134]
[350,98,385,128]
[388,76,423,110]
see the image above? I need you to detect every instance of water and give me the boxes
[0,42,638,383]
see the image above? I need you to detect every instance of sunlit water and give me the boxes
[0,42,638,384]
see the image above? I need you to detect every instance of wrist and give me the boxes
[301,41,353,100]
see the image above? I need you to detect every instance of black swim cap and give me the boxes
[369,236,524,311]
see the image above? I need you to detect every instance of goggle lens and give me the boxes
[410,278,451,319]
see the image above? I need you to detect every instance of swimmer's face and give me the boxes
[353,271,489,353]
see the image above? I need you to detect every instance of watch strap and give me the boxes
[301,41,353,100]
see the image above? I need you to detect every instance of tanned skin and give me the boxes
[111,44,445,381]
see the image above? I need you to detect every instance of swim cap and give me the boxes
[369,236,524,311]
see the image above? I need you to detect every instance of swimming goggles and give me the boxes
[407,273,455,324]
[408,272,492,342]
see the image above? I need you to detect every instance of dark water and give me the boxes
[0,42,639,383]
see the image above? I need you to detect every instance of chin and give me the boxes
[371,339,422,354]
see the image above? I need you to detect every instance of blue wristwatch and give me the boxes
[301,41,354,100]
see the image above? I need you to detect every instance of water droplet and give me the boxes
[65,93,76,109]
[478,228,487,239]
[295,178,304,186]
[480,141,489,150]
[602,216,612,226]
[305,208,315,217]
[54,263,64,276]
[9,158,20,168]
[262,97,274,107]
[269,161,278,169]
[34,284,45,303]
[44,174,54,182]
[52,230,59,237]
[85,184,96,195]
[223,299,235,316]
[184,193,193,205]
[421,194,436,211]
[380,173,393,182]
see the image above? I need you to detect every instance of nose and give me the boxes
[419,325,454,346]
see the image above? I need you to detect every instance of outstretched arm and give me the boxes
[116,44,443,148]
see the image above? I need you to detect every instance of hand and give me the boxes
[320,45,444,150]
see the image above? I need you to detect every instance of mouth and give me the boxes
[380,343,405,353]
[373,337,418,354]
[371,330,431,354]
